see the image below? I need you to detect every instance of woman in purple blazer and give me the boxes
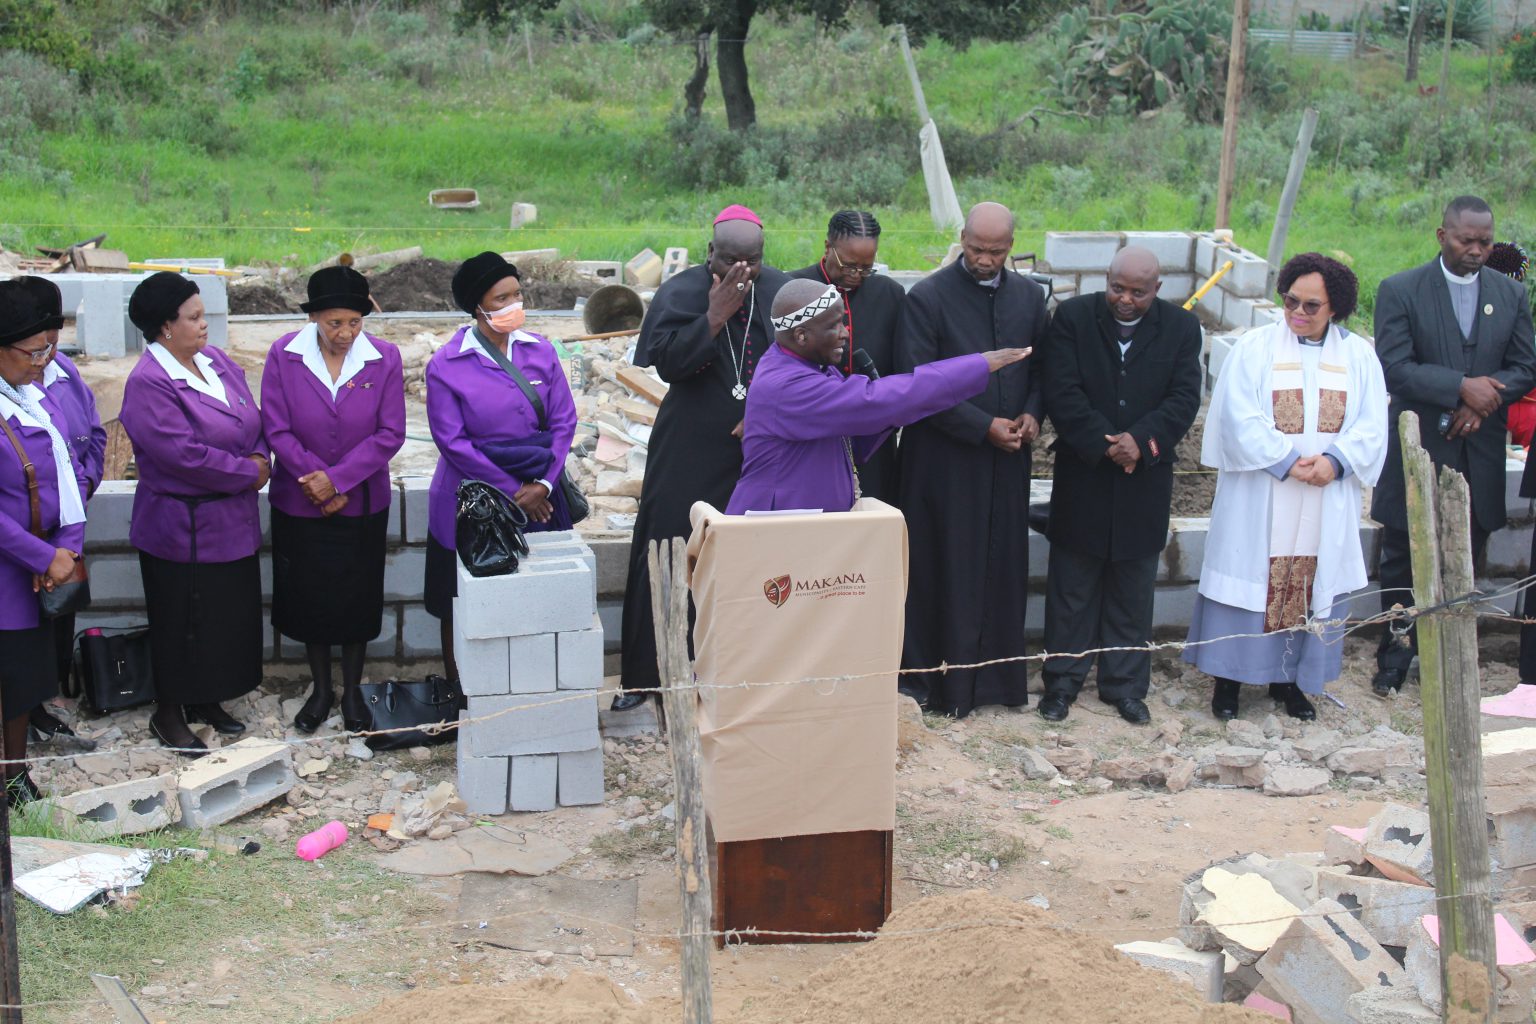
[262,266,405,733]
[424,252,578,680]
[120,273,269,757]
[0,277,88,805]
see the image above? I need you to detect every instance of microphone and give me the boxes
[852,348,880,380]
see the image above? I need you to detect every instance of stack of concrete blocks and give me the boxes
[57,266,229,358]
[453,531,605,815]
[1041,231,1199,309]
[1487,727,1536,904]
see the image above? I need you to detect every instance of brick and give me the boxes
[661,247,689,282]
[463,691,600,757]
[400,603,442,657]
[1224,247,1272,298]
[383,546,427,602]
[508,202,538,229]
[1250,301,1284,327]
[456,725,509,815]
[174,737,295,829]
[455,634,511,696]
[1316,871,1437,948]
[557,615,604,690]
[557,748,604,806]
[367,606,399,659]
[1364,804,1434,885]
[1121,231,1195,272]
[509,754,557,811]
[1195,233,1229,277]
[82,482,136,549]
[1160,274,1196,305]
[1195,865,1305,964]
[454,557,594,640]
[508,633,558,694]
[1324,824,1368,867]
[401,477,432,544]
[51,773,178,839]
[1344,987,1437,1023]
[1043,231,1122,272]
[625,247,662,288]
[1483,727,1536,777]
[1196,284,1227,327]
[588,535,631,599]
[1256,897,1410,1023]
[1114,940,1223,1001]
[1079,273,1108,296]
[571,260,622,284]
[85,552,145,607]
[1486,786,1536,868]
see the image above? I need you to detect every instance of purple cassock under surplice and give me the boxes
[726,343,989,514]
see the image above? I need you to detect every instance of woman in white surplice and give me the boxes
[1186,253,1388,722]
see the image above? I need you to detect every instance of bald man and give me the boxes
[727,279,1029,514]
[1037,247,1203,724]
[896,202,1048,718]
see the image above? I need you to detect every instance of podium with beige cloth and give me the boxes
[686,498,905,943]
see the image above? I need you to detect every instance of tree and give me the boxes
[459,0,1060,130]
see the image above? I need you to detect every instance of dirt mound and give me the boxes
[371,257,460,312]
[229,281,297,315]
[334,972,675,1024]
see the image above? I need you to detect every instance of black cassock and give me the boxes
[619,263,790,693]
[895,260,1047,717]
[786,263,907,504]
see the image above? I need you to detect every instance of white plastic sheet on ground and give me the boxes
[16,850,155,914]
[919,119,963,233]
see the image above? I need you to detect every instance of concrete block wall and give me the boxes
[45,269,229,358]
[452,533,604,814]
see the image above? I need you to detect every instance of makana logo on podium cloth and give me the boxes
[763,575,792,608]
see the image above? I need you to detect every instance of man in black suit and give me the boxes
[1038,247,1203,724]
[1371,195,1536,695]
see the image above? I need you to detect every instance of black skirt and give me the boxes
[139,551,262,705]
[271,508,389,644]
[0,621,57,720]
[424,535,457,621]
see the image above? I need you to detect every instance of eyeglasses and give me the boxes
[5,341,55,365]
[1281,294,1326,316]
[829,248,876,278]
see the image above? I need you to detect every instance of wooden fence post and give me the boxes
[649,538,713,1024]
[1399,411,1495,1021]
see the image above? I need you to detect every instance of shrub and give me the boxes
[0,50,82,131]
[1510,31,1536,84]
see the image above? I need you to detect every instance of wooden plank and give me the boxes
[615,366,668,406]
[89,975,152,1024]
[712,828,892,945]
[616,397,658,426]
[1399,411,1495,1021]
[1214,0,1250,229]
[72,248,130,273]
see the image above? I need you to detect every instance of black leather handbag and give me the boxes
[358,676,463,751]
[75,626,156,713]
[456,479,530,577]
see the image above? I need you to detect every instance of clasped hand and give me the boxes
[32,547,77,593]
[1103,433,1141,473]
[297,469,348,516]
[514,481,553,523]
[987,413,1039,452]
[1287,455,1337,487]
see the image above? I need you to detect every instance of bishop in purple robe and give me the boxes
[727,279,1030,514]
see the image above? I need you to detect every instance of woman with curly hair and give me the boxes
[1184,253,1388,721]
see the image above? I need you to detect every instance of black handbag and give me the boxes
[456,480,530,577]
[75,626,156,713]
[0,411,91,618]
[358,675,462,751]
[476,328,589,524]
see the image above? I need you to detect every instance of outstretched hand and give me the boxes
[983,347,1031,372]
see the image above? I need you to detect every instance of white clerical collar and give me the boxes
[42,360,68,388]
[1440,257,1479,287]
[459,326,540,365]
[286,323,381,400]
[148,342,228,406]
[1115,316,1143,328]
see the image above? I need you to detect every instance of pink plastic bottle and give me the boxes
[294,820,349,861]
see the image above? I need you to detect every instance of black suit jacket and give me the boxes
[1043,293,1203,561]
[1370,258,1536,532]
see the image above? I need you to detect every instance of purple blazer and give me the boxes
[0,390,87,630]
[260,331,405,519]
[426,326,577,548]
[120,346,267,563]
[45,353,107,497]
[727,344,989,514]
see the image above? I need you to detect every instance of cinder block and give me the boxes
[456,633,510,696]
[383,546,427,602]
[1043,231,1122,272]
[1324,824,1368,867]
[1345,987,1437,1023]
[51,773,179,839]
[1121,231,1195,272]
[400,603,442,657]
[1256,897,1410,1024]
[571,260,623,284]
[1208,333,1238,381]
[557,748,604,806]
[85,552,145,607]
[1482,726,1536,777]
[82,482,136,548]
[661,247,688,282]
[1223,297,1260,331]
[1408,914,1536,1020]
[1224,248,1272,298]
[1487,787,1536,868]
[1115,940,1223,1001]
[509,754,557,812]
[174,737,295,829]
[463,691,600,757]
[454,557,594,640]
[1316,871,1437,948]
[1079,273,1108,296]
[625,248,662,288]
[456,724,509,815]
[508,202,537,229]
[367,606,399,659]
[1250,301,1284,327]
[1197,283,1227,326]
[557,614,604,690]
[1160,274,1196,305]
[1483,524,1529,576]
[400,477,432,544]
[1364,803,1434,885]
[1195,233,1228,277]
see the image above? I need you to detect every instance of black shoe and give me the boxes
[186,703,246,735]
[1271,683,1317,721]
[1371,669,1405,697]
[29,705,73,739]
[293,684,334,734]
[1037,694,1072,722]
[5,771,42,809]
[1104,697,1151,725]
[340,687,369,734]
[149,717,208,758]
[610,692,648,712]
[1212,679,1241,721]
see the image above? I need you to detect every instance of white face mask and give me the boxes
[479,300,525,333]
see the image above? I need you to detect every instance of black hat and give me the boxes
[0,276,66,346]
[301,265,372,316]
[128,271,201,342]
[451,251,520,316]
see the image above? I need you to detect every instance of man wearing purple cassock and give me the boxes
[727,279,1031,515]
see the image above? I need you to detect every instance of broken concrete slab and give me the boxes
[1327,747,1387,777]
[1197,865,1306,965]
[1263,764,1331,797]
[1114,940,1223,1001]
[1316,871,1438,948]
[1215,746,1266,767]
[1483,726,1536,779]
[1325,824,1368,868]
[1364,804,1433,885]
[51,773,178,839]
[376,825,573,877]
[1409,913,1536,1020]
[1344,986,1436,1024]
[1293,728,1344,763]
[1256,897,1410,1024]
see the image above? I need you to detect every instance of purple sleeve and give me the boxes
[121,373,261,494]
[259,345,326,483]
[1323,445,1351,480]
[329,345,407,494]
[762,354,990,442]
[426,357,526,497]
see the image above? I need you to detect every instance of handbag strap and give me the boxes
[475,328,549,432]
[0,412,42,538]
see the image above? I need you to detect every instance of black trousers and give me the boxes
[1041,545,1158,702]
[1376,523,1489,673]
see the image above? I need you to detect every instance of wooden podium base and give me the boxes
[708,821,893,947]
